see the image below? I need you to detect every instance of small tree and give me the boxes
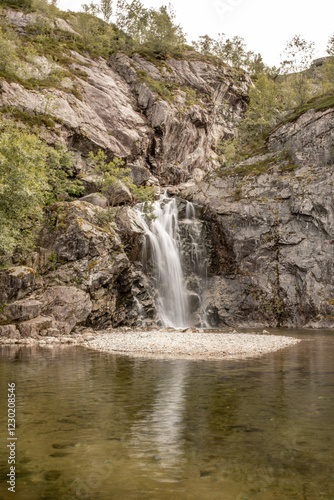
[88,150,155,207]
[0,122,49,255]
[100,0,112,22]
[280,35,315,107]
[240,72,282,137]
[144,4,186,57]
[192,34,215,56]
[115,0,148,45]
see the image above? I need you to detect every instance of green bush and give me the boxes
[0,0,32,10]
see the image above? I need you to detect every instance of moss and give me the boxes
[279,163,299,172]
[279,92,334,126]
[328,299,334,306]
[87,259,99,271]
[136,69,179,104]
[218,156,276,177]
[0,106,59,129]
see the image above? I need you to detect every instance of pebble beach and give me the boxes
[1,328,301,360]
[85,329,301,360]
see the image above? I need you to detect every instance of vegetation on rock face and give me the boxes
[214,32,334,172]
[0,117,83,256]
[88,150,155,207]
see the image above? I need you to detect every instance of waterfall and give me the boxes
[136,194,210,329]
[136,194,189,329]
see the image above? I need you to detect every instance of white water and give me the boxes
[137,194,189,329]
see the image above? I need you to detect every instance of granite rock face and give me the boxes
[269,107,334,167]
[0,201,151,337]
[0,23,249,186]
[179,107,334,328]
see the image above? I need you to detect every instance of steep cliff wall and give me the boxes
[179,106,334,328]
[0,8,250,185]
[1,8,333,335]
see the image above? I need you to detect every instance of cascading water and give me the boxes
[136,193,210,328]
[137,194,189,329]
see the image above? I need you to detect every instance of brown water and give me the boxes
[0,330,334,500]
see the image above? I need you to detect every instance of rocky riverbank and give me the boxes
[0,328,301,360]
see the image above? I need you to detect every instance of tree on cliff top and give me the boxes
[280,35,316,106]
[144,4,186,57]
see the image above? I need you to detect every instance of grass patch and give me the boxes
[136,69,179,104]
[279,163,299,172]
[0,105,60,128]
[280,92,334,125]
[218,156,277,177]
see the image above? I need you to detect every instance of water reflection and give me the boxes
[130,362,188,475]
[0,332,334,499]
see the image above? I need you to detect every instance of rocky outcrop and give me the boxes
[178,106,334,328]
[269,107,334,167]
[0,16,250,185]
[0,201,154,337]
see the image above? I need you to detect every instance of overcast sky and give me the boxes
[58,0,334,66]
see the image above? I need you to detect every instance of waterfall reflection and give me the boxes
[130,363,188,477]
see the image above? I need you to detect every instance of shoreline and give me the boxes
[0,328,302,360]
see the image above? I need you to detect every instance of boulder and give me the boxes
[0,267,36,305]
[41,286,92,332]
[0,325,20,339]
[111,181,133,206]
[79,193,108,208]
[18,316,55,338]
[129,164,151,186]
[3,299,42,322]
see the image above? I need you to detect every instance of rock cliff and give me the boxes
[179,106,334,328]
[0,8,333,335]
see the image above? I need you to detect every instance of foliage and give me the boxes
[100,0,113,23]
[93,207,116,227]
[219,73,282,167]
[0,0,32,9]
[0,120,49,255]
[279,35,316,107]
[144,4,186,58]
[73,12,115,57]
[115,1,185,57]
[136,69,178,103]
[0,118,83,255]
[115,0,148,45]
[0,26,20,73]
[239,73,282,137]
[192,32,271,78]
[88,149,155,206]
[45,145,84,203]
[31,0,59,17]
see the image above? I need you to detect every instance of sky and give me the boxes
[58,0,334,67]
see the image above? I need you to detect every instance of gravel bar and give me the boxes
[85,329,301,360]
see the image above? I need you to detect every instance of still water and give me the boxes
[1,330,334,500]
